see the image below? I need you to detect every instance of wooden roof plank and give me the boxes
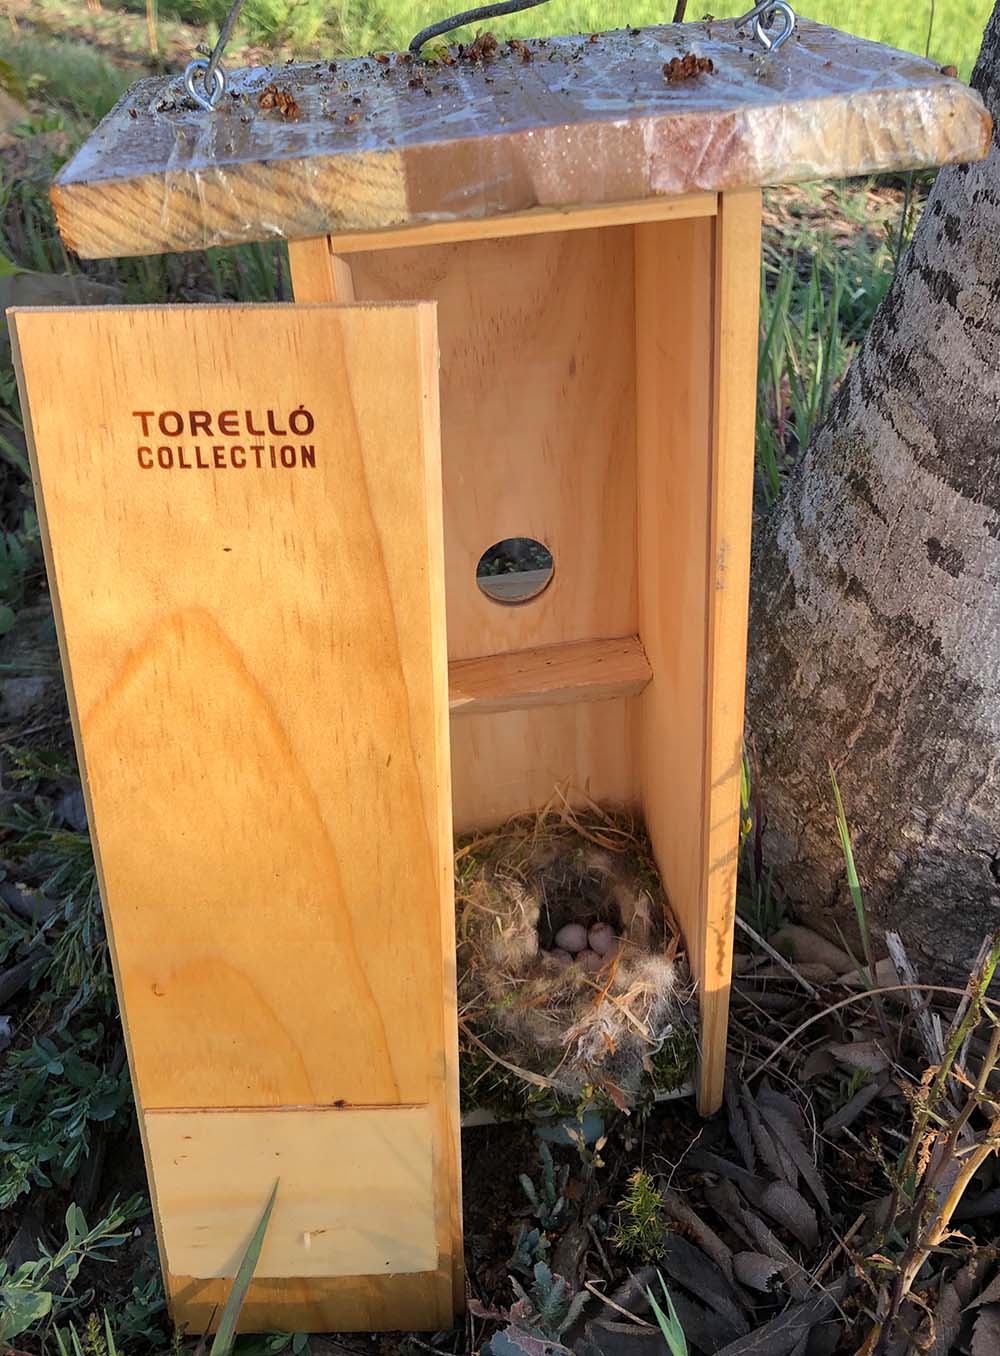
[52,20,991,258]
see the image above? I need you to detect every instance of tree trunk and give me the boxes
[746,3,1000,979]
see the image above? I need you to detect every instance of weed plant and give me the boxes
[519,1142,570,1232]
[0,1199,143,1344]
[611,1168,664,1262]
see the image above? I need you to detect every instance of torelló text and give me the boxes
[132,407,317,470]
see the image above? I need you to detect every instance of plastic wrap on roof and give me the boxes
[51,19,991,258]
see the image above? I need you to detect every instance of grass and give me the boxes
[3,0,994,74]
[2,37,135,125]
[170,0,991,74]
[0,1199,144,1346]
[647,1273,690,1356]
[395,0,988,74]
[756,180,911,503]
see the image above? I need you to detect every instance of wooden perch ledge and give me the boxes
[448,636,652,716]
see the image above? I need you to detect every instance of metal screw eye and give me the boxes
[183,58,227,111]
[737,0,798,53]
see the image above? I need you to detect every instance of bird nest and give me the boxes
[455,802,696,1118]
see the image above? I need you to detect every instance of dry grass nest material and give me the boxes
[456,803,694,1110]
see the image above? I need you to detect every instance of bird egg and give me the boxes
[554,922,588,953]
[588,922,617,955]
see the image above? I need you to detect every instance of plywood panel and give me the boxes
[346,229,638,661]
[146,1107,437,1279]
[635,195,760,1114]
[11,301,462,1330]
[12,302,452,1110]
[450,699,637,833]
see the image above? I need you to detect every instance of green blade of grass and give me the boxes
[830,762,888,1034]
[646,1272,689,1356]
[830,764,867,960]
[209,1179,279,1356]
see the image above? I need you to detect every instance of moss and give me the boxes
[459,1024,700,1121]
[459,1039,527,1117]
[649,1023,698,1093]
[460,1037,619,1122]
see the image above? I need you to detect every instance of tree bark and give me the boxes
[746,3,1000,979]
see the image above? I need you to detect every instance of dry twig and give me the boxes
[735,913,819,998]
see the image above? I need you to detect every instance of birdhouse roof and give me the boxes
[52,20,990,258]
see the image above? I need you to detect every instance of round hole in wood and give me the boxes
[476,537,554,604]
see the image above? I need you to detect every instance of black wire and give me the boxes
[205,0,249,86]
[409,0,552,53]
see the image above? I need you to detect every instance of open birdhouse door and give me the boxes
[8,12,990,1338]
[9,303,462,1332]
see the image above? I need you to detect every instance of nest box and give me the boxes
[7,17,989,1337]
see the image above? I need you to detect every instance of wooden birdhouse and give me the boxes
[7,13,989,1337]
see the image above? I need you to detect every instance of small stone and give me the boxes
[768,924,854,974]
[554,922,588,953]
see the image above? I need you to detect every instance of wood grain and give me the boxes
[166,1269,455,1334]
[634,196,760,1115]
[10,302,462,1330]
[345,229,638,662]
[286,236,356,301]
[52,22,990,258]
[701,189,761,1113]
[449,699,638,833]
[449,636,651,716]
[339,227,640,835]
[325,195,718,254]
[636,214,714,1107]
[146,1107,437,1279]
